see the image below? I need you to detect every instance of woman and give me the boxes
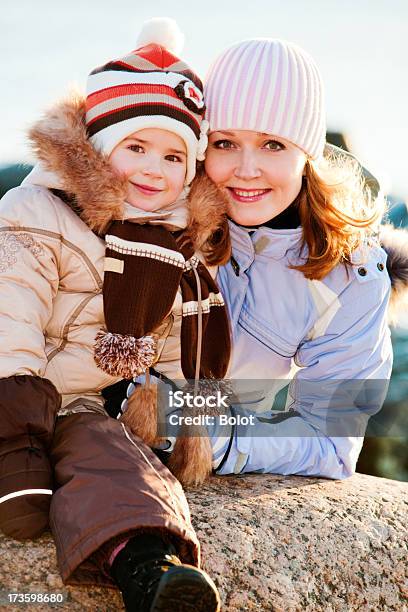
[199,37,395,479]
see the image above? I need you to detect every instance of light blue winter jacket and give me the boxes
[212,221,393,479]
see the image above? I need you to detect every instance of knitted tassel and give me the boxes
[167,425,213,487]
[121,384,159,446]
[94,331,157,378]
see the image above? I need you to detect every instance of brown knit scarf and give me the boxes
[94,220,231,486]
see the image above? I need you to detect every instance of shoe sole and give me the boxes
[150,565,221,612]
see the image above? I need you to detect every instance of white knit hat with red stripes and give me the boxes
[86,18,209,184]
[204,38,326,160]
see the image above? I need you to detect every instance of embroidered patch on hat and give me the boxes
[175,80,205,114]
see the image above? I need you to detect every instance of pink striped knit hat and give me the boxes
[205,39,326,160]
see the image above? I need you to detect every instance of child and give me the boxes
[0,19,229,612]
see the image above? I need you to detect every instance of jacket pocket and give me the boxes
[239,309,298,357]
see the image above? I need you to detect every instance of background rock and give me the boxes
[0,473,407,611]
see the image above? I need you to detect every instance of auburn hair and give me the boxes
[292,151,385,280]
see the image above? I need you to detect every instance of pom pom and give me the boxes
[136,17,184,55]
[94,331,157,378]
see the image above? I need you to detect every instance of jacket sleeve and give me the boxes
[216,264,393,479]
[0,187,62,539]
[0,185,62,434]
[0,186,60,378]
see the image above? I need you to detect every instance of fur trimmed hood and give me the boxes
[380,224,408,320]
[27,94,229,250]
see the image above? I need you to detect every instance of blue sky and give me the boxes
[2,0,407,197]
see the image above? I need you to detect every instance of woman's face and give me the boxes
[205,130,307,226]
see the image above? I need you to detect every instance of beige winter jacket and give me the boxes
[0,96,228,413]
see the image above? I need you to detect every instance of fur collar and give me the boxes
[28,94,228,248]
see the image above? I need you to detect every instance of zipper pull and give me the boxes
[230,255,240,276]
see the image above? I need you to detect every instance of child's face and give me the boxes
[109,128,187,211]
[205,130,306,226]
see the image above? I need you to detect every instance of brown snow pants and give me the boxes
[49,411,199,586]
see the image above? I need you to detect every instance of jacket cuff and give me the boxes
[212,406,236,474]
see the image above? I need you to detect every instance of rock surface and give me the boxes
[1,473,407,611]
